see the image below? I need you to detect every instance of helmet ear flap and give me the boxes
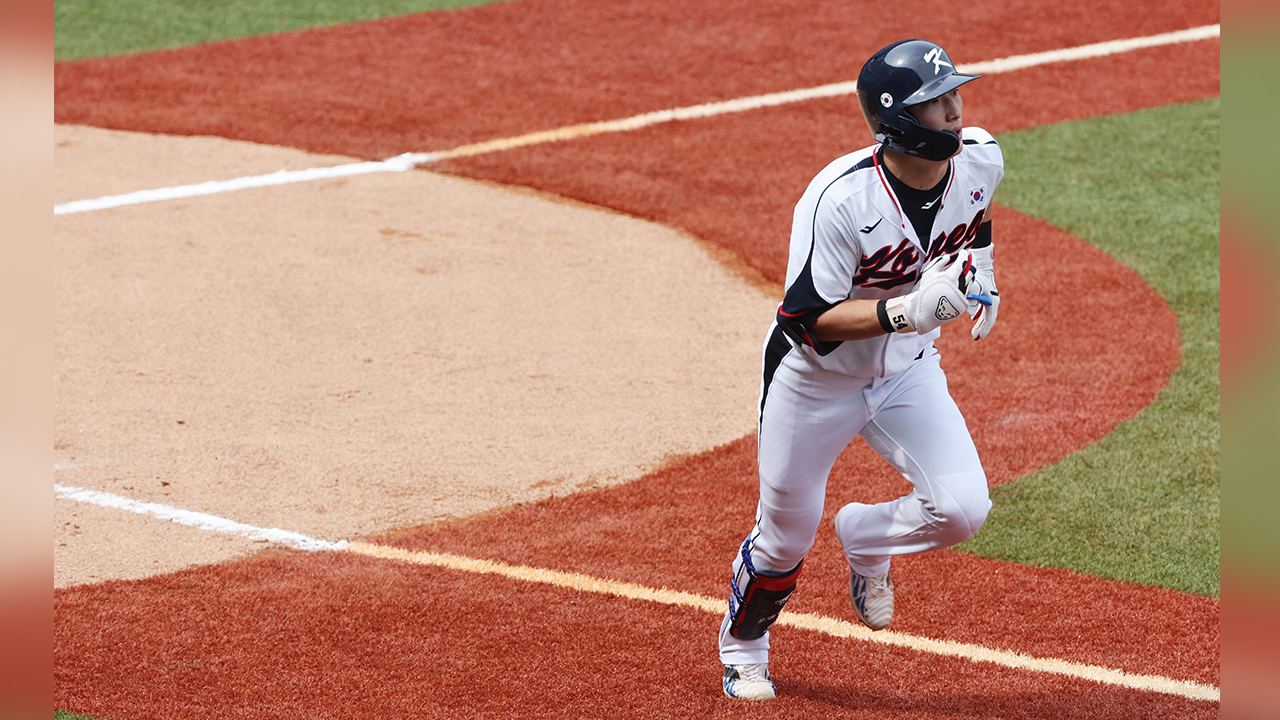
[858,93,904,146]
[873,109,953,160]
[873,121,903,147]
[895,109,961,161]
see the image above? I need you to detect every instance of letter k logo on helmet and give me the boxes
[923,47,953,75]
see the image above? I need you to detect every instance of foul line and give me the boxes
[54,483,347,552]
[54,24,1219,216]
[55,483,1219,702]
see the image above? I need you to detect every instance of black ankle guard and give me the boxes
[728,538,803,640]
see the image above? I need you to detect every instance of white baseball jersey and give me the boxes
[776,126,1003,378]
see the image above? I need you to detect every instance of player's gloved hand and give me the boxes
[964,245,1000,341]
[883,253,973,335]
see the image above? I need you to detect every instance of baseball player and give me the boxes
[720,39,1002,700]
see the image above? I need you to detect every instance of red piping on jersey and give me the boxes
[873,149,959,223]
[776,305,817,348]
[872,149,907,230]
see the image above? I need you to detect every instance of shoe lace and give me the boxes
[737,663,770,683]
[868,573,891,592]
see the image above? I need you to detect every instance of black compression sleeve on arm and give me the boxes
[970,220,992,249]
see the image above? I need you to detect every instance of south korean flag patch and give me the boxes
[966,185,987,208]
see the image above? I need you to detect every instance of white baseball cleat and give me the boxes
[722,663,776,700]
[848,568,894,630]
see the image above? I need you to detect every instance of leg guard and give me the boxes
[728,536,803,640]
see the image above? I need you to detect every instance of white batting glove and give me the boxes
[884,253,973,335]
[965,245,1000,341]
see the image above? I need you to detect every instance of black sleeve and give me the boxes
[970,219,992,249]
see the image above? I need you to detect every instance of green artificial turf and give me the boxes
[54,0,514,61]
[957,98,1221,597]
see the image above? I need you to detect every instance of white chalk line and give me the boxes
[54,483,347,552]
[55,482,1219,702]
[54,24,1219,216]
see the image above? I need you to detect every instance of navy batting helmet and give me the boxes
[857,39,979,161]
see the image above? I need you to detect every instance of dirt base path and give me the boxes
[55,124,780,586]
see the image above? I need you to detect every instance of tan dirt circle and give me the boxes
[54,125,781,588]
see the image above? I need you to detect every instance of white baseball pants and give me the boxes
[720,343,990,665]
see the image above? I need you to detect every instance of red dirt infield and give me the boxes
[56,550,1216,720]
[54,0,1219,717]
[54,0,1219,163]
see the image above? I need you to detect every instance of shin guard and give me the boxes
[727,537,803,640]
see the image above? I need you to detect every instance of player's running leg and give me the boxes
[722,334,875,698]
[833,351,990,629]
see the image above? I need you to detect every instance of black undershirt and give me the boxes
[880,148,950,254]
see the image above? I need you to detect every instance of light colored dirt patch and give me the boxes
[55,126,781,587]
[54,124,364,205]
[55,496,265,588]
